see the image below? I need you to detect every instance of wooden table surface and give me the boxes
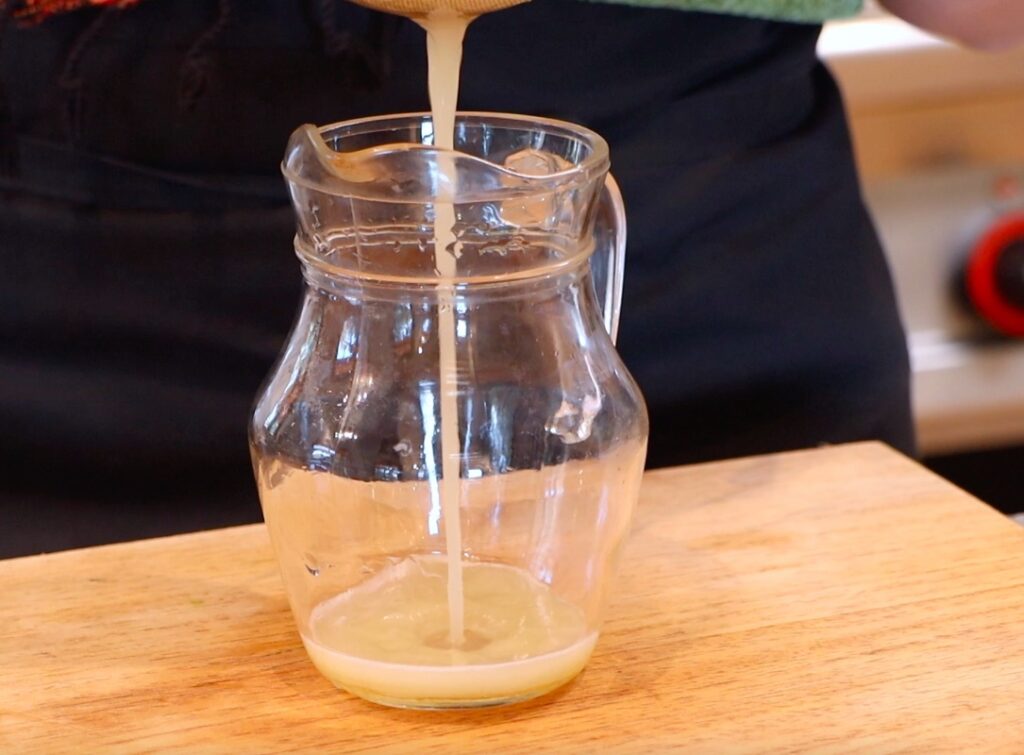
[4,442,1024,753]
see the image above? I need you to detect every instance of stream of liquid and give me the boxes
[417,9,470,650]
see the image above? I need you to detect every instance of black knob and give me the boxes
[994,239,1024,310]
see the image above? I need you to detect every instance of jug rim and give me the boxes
[281,111,610,204]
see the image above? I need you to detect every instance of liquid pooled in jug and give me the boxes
[257,441,644,706]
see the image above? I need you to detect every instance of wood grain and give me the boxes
[4,442,1024,753]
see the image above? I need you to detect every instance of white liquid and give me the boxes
[304,631,597,706]
[416,10,472,648]
[301,557,597,705]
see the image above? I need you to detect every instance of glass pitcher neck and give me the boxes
[298,237,599,302]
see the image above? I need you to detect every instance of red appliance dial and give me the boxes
[964,214,1024,337]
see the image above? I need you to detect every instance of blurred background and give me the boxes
[823,2,1024,514]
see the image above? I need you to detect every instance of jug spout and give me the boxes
[286,123,461,197]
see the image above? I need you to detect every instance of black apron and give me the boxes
[0,0,913,556]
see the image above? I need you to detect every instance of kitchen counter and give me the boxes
[4,442,1024,752]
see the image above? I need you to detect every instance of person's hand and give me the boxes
[879,0,1024,51]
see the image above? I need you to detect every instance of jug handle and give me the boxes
[594,173,627,344]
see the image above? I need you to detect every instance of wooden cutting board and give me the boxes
[3,442,1024,752]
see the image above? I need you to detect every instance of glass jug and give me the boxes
[251,112,648,709]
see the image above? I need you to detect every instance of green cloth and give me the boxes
[587,0,862,22]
